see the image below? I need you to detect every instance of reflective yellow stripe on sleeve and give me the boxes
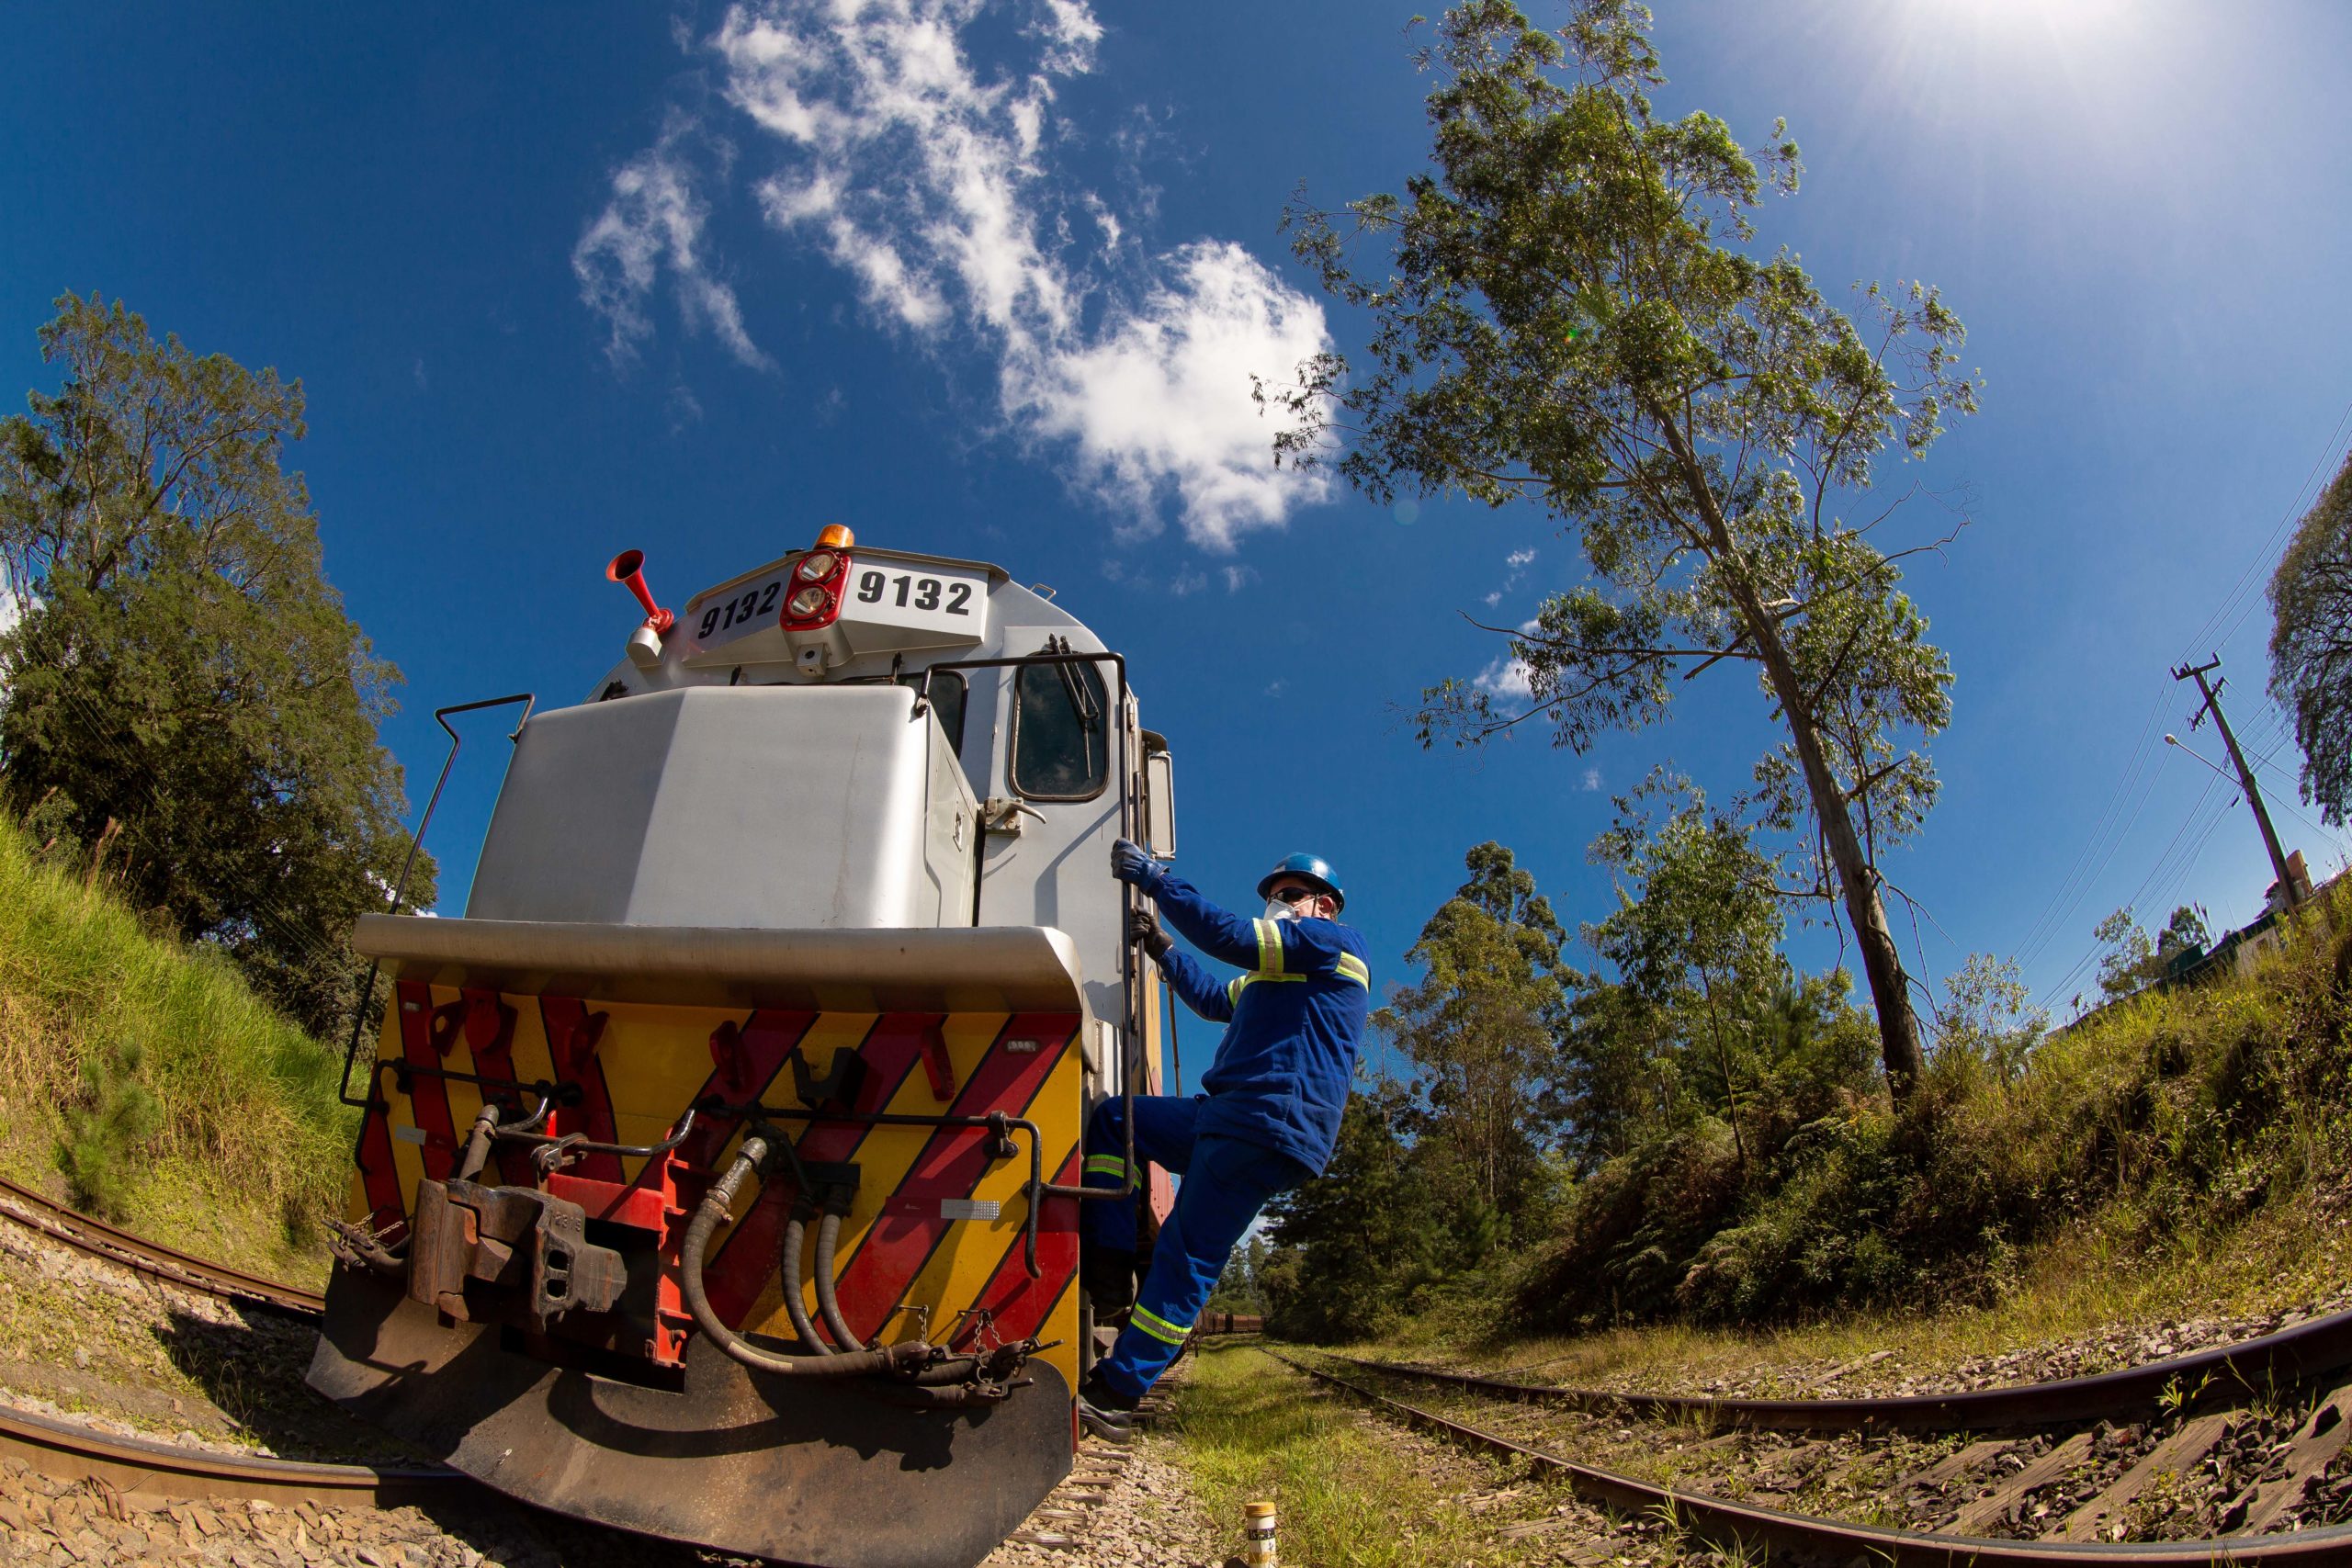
[1229,971,1307,1009]
[1129,1304,1192,1346]
[1254,919,1283,976]
[1083,1155,1130,1179]
[1335,953,1370,988]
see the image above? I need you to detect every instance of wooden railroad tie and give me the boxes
[1948,1431,2096,1537]
[2056,1412,2233,1542]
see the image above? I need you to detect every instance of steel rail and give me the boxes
[1321,1304,2352,1433]
[1269,1349,2352,1566]
[0,1177,323,1318]
[0,1402,457,1507]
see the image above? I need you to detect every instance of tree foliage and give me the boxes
[1261,1082,1451,1340]
[1267,0,1978,1103]
[2269,449,2352,828]
[2087,904,2211,1005]
[1376,841,1568,1235]
[0,293,428,1034]
[1932,953,2045,1083]
[1586,775,1787,1168]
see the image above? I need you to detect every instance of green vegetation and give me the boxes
[0,810,350,1272]
[1,292,430,1037]
[1264,838,2352,1346]
[1272,0,1977,1097]
[2269,446,2352,829]
[1170,1344,1555,1566]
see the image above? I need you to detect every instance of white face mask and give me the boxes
[1264,897,1304,923]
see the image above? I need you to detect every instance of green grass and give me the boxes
[0,816,351,1279]
[1168,1344,1557,1566]
[1433,1188,2352,1394]
[1336,886,2352,1402]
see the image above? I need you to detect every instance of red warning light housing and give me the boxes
[779,526,854,632]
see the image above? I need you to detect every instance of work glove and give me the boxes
[1127,908,1173,962]
[1110,838,1158,887]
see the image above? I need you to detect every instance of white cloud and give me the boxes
[1012,243,1333,550]
[1221,563,1258,592]
[575,117,775,371]
[1475,655,1533,697]
[1473,616,1541,700]
[1482,546,1538,607]
[1582,766,1601,792]
[1169,569,1207,596]
[591,0,1331,548]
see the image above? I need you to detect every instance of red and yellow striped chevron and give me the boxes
[350,981,1083,1392]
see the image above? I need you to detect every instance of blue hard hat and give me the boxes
[1258,852,1345,913]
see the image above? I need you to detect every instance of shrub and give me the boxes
[1510,882,2352,1332]
[60,1037,163,1218]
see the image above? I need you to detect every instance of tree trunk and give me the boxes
[1661,421,1928,1103]
[1743,607,1925,1101]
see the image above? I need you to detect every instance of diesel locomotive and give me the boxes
[307,526,1177,1566]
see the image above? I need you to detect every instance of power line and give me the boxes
[2004,686,2164,968]
[2030,778,2230,1014]
[2177,393,2352,661]
[2013,687,2182,973]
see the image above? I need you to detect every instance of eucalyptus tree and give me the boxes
[1588,776,1785,1167]
[1266,0,1978,1102]
[1378,841,1568,1224]
[2269,450,2352,827]
[0,293,427,1033]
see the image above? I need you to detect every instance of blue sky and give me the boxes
[6,0,2350,1045]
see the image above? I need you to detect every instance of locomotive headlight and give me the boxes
[797,550,838,581]
[787,585,831,618]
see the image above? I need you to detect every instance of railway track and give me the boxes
[1317,1303,2352,1431]
[0,1175,323,1318]
[1278,1348,2352,1562]
[0,1177,469,1525]
[0,1401,453,1508]
[16,1180,2352,1561]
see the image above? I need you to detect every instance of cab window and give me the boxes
[1011,660,1108,800]
[898,671,967,756]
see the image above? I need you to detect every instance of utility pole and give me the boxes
[2172,656,2301,908]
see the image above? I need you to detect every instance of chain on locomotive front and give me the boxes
[307,525,1177,1568]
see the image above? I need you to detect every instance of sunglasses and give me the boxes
[1269,886,1320,906]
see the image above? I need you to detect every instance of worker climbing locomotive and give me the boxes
[306,526,1199,1567]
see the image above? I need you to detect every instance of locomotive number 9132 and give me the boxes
[855,569,974,616]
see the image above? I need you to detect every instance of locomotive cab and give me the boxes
[307,529,1174,1568]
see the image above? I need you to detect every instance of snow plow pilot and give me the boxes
[1076,840,1372,1438]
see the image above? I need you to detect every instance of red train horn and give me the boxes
[605,548,674,635]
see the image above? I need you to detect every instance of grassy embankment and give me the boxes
[1380,879,2352,1390]
[0,815,351,1280]
[1170,1342,1570,1567]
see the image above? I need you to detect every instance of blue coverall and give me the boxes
[1082,866,1371,1397]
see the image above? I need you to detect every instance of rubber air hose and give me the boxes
[680,1138,924,1379]
[778,1213,829,1354]
[813,1209,865,1351]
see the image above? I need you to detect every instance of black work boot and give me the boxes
[1077,1370,1141,1443]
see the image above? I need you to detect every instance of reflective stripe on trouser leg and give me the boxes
[1096,1134,1308,1399]
[1079,1100,1139,1255]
